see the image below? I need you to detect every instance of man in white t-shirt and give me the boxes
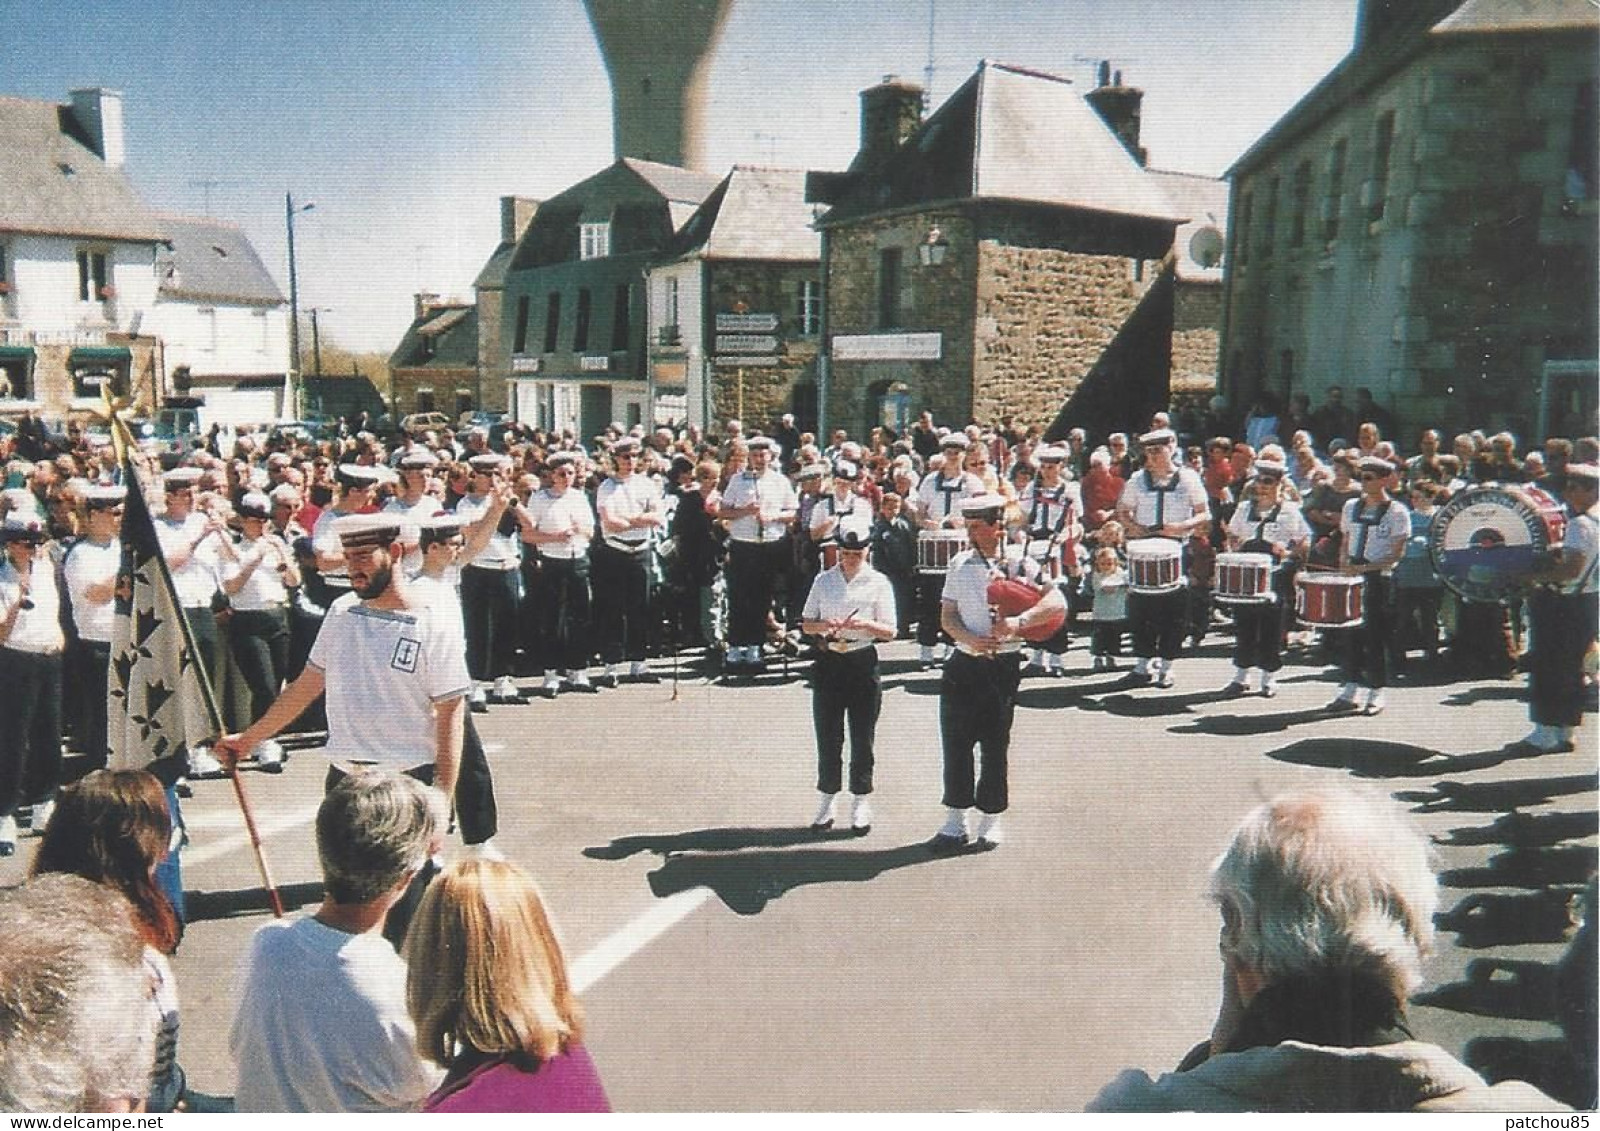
[520,452,596,696]
[230,770,446,1112]
[1522,462,1600,752]
[62,483,125,767]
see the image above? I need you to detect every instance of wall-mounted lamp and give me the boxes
[918,225,949,266]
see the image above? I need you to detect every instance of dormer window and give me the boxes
[77,249,109,303]
[580,222,610,260]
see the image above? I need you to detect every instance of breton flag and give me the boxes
[106,453,220,778]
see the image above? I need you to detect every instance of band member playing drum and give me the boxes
[1221,459,1309,698]
[800,528,897,834]
[809,460,874,575]
[717,436,797,674]
[933,495,1063,851]
[1015,445,1082,675]
[1520,463,1599,752]
[914,434,985,669]
[1328,456,1409,715]
[1116,428,1209,688]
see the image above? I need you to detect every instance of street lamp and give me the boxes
[918,224,949,266]
[285,192,315,418]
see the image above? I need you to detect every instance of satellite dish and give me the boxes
[1189,226,1224,269]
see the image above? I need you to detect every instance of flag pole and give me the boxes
[108,407,285,917]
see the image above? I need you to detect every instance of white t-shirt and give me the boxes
[808,491,873,545]
[452,492,520,568]
[1118,466,1208,531]
[63,536,121,643]
[596,474,664,548]
[0,559,64,654]
[526,487,595,559]
[385,495,446,575]
[1226,498,1311,552]
[223,534,293,612]
[1017,478,1081,536]
[718,470,796,544]
[230,915,442,1112]
[1562,507,1599,595]
[306,593,470,769]
[1340,497,1410,570]
[916,470,984,527]
[155,512,221,608]
[940,547,1039,650]
[406,574,468,658]
[801,563,896,645]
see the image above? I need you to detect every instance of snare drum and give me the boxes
[917,529,968,573]
[1127,538,1183,594]
[1215,552,1274,605]
[1025,536,1077,579]
[1295,572,1364,628]
[1429,482,1569,602]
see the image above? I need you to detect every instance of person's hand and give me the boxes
[212,733,252,769]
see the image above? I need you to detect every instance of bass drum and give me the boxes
[1428,483,1567,603]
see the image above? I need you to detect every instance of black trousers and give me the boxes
[812,648,880,796]
[461,566,520,681]
[1341,574,1395,688]
[228,608,290,725]
[915,572,948,647]
[1528,588,1593,727]
[939,650,1021,814]
[534,556,593,673]
[725,539,788,649]
[591,543,653,663]
[1230,599,1285,671]
[1128,587,1187,660]
[1091,621,1125,657]
[72,638,111,768]
[182,603,223,692]
[0,648,63,819]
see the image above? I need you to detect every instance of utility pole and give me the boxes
[285,192,315,418]
[307,307,331,378]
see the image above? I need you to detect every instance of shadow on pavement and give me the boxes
[185,879,324,923]
[583,825,862,860]
[1461,1036,1594,1112]
[1171,707,1360,737]
[1441,684,1526,708]
[1437,809,1600,849]
[1394,774,1600,814]
[1417,956,1565,1019]
[645,839,985,915]
[1434,890,1580,949]
[1439,845,1598,892]
[1074,689,1216,718]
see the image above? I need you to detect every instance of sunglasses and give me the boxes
[1257,475,1282,483]
[1360,472,1386,481]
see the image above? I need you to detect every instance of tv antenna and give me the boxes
[923,0,937,110]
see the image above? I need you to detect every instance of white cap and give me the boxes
[1139,428,1177,447]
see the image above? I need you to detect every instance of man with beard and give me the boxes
[216,513,468,818]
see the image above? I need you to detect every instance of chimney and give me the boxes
[855,75,924,171]
[415,292,441,322]
[1084,64,1146,167]
[69,87,126,169]
[500,196,540,245]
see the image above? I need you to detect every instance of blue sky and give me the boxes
[4,0,1358,352]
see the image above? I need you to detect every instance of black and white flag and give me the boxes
[107,457,218,779]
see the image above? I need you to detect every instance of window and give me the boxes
[1235,191,1253,266]
[512,295,531,354]
[253,309,269,353]
[580,222,610,260]
[1289,161,1311,248]
[77,249,109,302]
[1569,80,1597,200]
[1368,111,1395,222]
[1280,348,1295,391]
[573,288,592,352]
[1322,138,1347,242]
[1262,177,1279,257]
[797,279,821,335]
[455,391,473,419]
[611,283,630,351]
[0,353,29,400]
[416,388,436,413]
[877,248,903,328]
[661,276,680,342]
[0,243,10,292]
[198,307,218,353]
[543,292,561,353]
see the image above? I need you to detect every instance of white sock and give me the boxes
[1134,658,1150,675]
[939,807,969,838]
[1233,666,1250,685]
[1338,682,1359,701]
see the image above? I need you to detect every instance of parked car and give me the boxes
[399,411,452,436]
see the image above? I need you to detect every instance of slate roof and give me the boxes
[1227,0,1596,177]
[511,159,723,270]
[1146,169,1230,283]
[820,60,1184,228]
[675,166,821,262]
[389,304,478,370]
[154,213,285,305]
[621,158,724,205]
[473,243,516,290]
[0,95,165,243]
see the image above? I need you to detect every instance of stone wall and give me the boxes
[705,259,819,432]
[476,285,507,412]
[1172,281,1221,393]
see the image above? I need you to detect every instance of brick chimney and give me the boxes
[1084,63,1147,167]
[500,196,540,245]
[415,292,441,321]
[854,75,923,171]
[69,87,126,169]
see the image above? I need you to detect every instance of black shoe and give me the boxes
[930,832,969,852]
[538,685,560,700]
[1221,681,1248,698]
[1325,696,1360,713]
[632,670,661,685]
[595,673,619,690]
[810,818,834,832]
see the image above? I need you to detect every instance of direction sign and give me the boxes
[715,312,779,333]
[715,334,778,354]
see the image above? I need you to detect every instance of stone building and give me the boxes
[500,158,721,441]
[1148,170,1229,404]
[812,62,1186,441]
[645,165,821,431]
[1221,0,1599,445]
[472,196,538,416]
[388,293,479,421]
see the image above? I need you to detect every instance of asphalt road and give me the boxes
[3,636,1594,1112]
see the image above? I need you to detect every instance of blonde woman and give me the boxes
[406,859,610,1113]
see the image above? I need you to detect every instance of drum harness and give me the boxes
[1347,498,1395,568]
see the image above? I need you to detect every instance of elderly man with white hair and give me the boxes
[1088,785,1567,1112]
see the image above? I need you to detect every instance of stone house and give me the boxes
[388,294,479,421]
[473,196,538,416]
[500,158,721,441]
[811,62,1185,441]
[1221,0,1599,445]
[645,165,821,431]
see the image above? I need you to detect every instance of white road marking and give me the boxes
[183,803,322,867]
[570,888,713,995]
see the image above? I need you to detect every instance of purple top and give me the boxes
[422,1044,611,1114]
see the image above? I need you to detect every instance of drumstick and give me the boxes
[825,608,861,640]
